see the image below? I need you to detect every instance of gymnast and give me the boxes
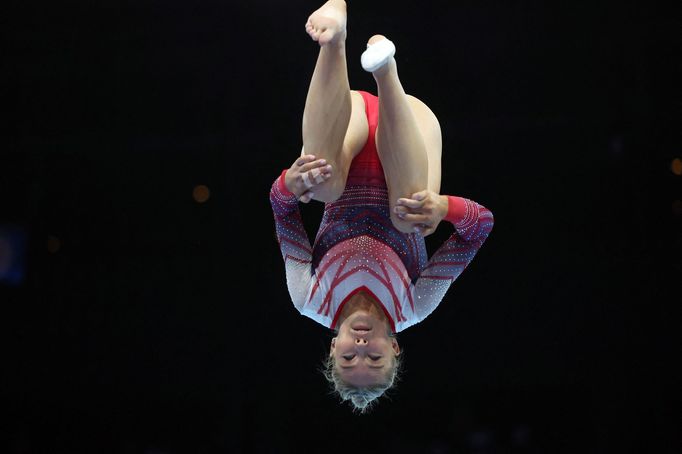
[269,0,494,412]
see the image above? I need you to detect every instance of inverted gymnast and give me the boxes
[269,0,494,413]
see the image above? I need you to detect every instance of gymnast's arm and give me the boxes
[269,155,332,311]
[397,192,494,322]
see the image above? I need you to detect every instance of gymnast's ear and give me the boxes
[330,337,337,353]
[392,338,401,356]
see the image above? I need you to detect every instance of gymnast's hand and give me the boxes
[394,190,449,237]
[285,154,333,203]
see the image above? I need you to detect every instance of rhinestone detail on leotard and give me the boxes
[270,176,494,332]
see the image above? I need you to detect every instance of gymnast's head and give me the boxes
[322,291,403,413]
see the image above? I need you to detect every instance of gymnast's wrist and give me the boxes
[278,169,296,197]
[444,195,467,224]
[437,195,449,222]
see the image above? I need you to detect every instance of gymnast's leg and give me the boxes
[367,35,443,232]
[303,0,368,202]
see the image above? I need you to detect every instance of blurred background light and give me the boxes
[672,200,682,216]
[47,234,61,254]
[193,184,211,203]
[671,158,682,176]
[0,224,27,286]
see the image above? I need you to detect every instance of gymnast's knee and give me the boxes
[312,176,346,203]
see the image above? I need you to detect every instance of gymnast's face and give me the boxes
[330,311,400,387]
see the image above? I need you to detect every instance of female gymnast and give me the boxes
[269,0,494,412]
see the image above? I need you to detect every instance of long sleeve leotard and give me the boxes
[270,175,494,333]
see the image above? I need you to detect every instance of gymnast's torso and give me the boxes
[270,91,494,333]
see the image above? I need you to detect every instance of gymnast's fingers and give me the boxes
[299,159,330,174]
[299,191,314,203]
[396,197,425,210]
[413,222,434,236]
[410,190,429,201]
[418,225,436,237]
[309,168,328,185]
[301,171,315,189]
[295,154,316,167]
[394,205,411,215]
[397,212,429,224]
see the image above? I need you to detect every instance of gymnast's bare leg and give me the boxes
[303,0,368,202]
[368,35,443,233]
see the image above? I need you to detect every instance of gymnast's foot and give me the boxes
[364,34,397,79]
[305,0,347,46]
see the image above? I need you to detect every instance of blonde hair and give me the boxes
[321,352,403,413]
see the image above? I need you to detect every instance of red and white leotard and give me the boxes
[270,91,494,333]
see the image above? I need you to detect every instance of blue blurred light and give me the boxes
[0,224,27,286]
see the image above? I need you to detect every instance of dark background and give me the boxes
[1,1,679,453]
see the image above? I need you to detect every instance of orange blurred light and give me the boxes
[672,158,682,176]
[47,235,61,253]
[193,185,210,203]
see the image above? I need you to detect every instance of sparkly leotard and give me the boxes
[270,91,494,333]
